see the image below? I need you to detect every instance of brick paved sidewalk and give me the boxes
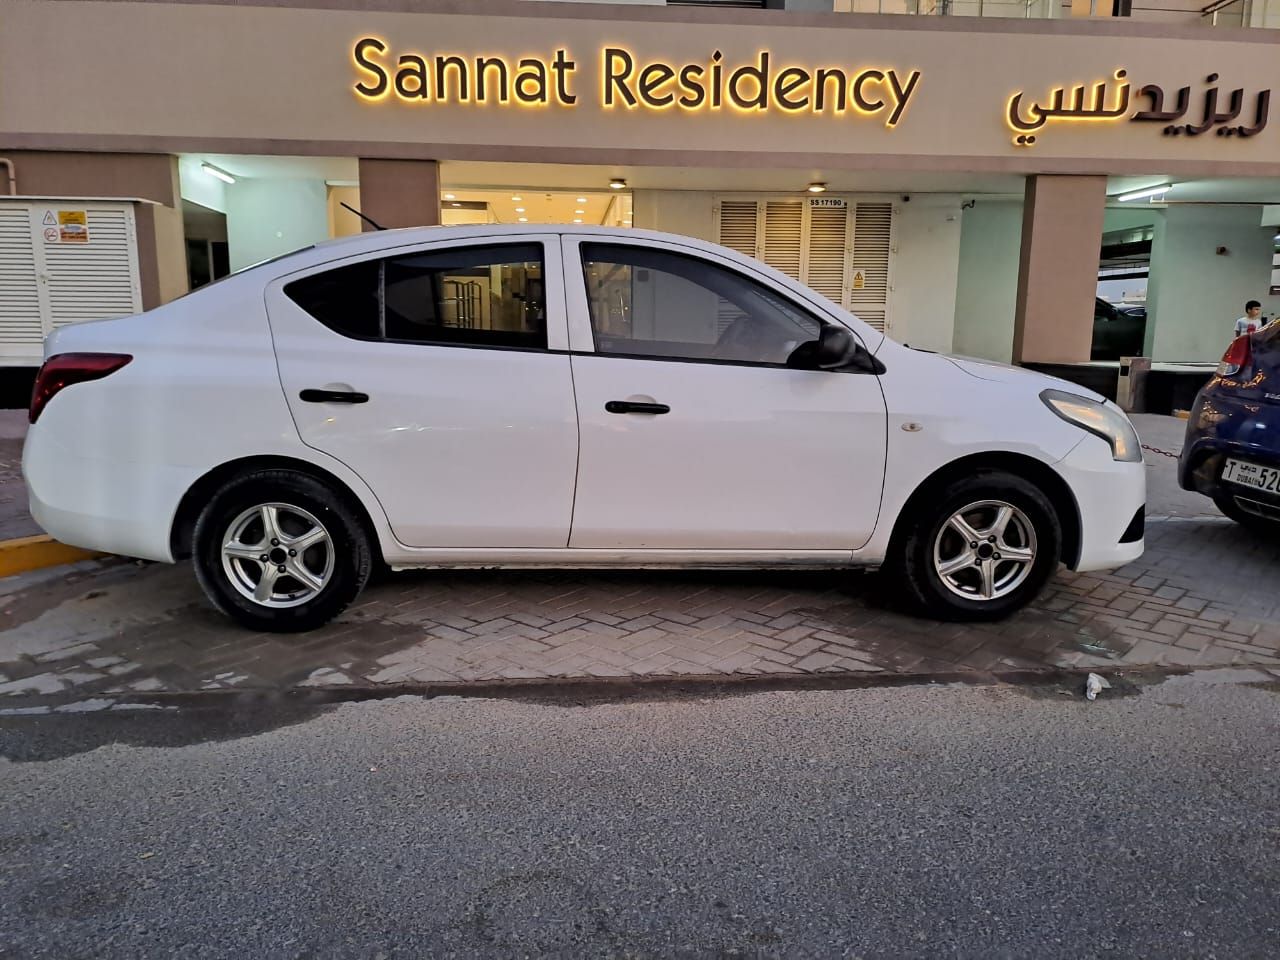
[0,517,1277,705]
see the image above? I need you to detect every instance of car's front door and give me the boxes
[564,237,888,552]
[265,237,578,549]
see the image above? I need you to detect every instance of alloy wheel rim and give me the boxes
[932,499,1038,602]
[220,502,335,609]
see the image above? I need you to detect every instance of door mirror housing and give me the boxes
[788,324,883,373]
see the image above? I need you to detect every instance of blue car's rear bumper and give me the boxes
[1179,390,1280,509]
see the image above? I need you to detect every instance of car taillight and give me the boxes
[1217,335,1253,378]
[29,353,132,424]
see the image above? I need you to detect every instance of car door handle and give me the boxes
[605,400,670,415]
[300,389,369,404]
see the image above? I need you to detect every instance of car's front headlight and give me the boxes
[1040,389,1142,463]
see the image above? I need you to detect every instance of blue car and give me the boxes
[1179,324,1280,532]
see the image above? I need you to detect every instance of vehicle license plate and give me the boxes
[1222,458,1280,494]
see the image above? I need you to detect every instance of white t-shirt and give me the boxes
[1235,315,1262,337]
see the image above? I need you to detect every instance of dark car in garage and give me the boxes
[1092,298,1147,361]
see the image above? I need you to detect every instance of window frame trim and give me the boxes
[271,235,569,353]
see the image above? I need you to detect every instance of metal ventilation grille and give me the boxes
[0,207,42,345]
[717,200,758,260]
[44,208,140,327]
[762,201,803,281]
[853,309,887,333]
[805,205,850,304]
[850,202,892,332]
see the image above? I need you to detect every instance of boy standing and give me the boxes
[1234,300,1264,338]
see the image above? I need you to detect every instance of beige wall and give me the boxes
[356,158,440,229]
[1013,175,1108,363]
[2,1,1277,177]
[6,150,177,205]
[327,185,364,237]
[631,190,717,240]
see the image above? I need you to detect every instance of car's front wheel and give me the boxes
[886,471,1062,622]
[192,470,373,632]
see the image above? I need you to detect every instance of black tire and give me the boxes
[884,470,1062,622]
[192,469,373,633]
[1214,495,1280,537]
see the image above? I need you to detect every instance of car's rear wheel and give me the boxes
[193,470,372,632]
[885,471,1062,622]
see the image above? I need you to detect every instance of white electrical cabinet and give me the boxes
[0,199,143,366]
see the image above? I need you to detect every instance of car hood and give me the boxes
[942,354,1106,402]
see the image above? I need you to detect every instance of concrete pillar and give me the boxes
[1012,175,1107,364]
[8,151,188,308]
[357,158,440,230]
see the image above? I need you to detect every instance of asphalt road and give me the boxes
[1,671,1278,959]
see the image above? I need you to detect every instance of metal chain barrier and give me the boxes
[1141,443,1181,460]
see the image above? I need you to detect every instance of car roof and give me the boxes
[277,224,726,263]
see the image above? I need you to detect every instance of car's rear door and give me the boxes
[265,235,578,549]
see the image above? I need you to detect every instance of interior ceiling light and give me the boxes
[451,202,461,207]
[609,178,626,190]
[511,195,522,201]
[576,197,588,203]
[574,209,585,214]
[1115,184,1172,203]
[201,163,236,184]
[518,216,528,222]
[515,207,525,213]
[806,182,827,194]
[443,193,456,200]
[573,218,583,223]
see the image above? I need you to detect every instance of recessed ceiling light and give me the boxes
[576,197,587,203]
[609,179,626,190]
[511,195,522,201]
[518,216,528,222]
[443,193,456,200]
[806,182,827,194]
[623,219,632,225]
[515,207,525,213]
[573,218,583,223]
[451,202,461,207]
[574,209,584,214]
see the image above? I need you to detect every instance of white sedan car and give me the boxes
[23,226,1145,632]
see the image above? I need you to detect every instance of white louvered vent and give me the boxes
[44,208,141,328]
[717,200,758,260]
[0,207,42,348]
[850,202,893,333]
[805,204,850,305]
[762,201,803,281]
[0,201,142,363]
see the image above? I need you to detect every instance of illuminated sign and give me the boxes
[352,39,922,128]
[1007,70,1270,146]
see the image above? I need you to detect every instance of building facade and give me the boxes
[2,0,1279,372]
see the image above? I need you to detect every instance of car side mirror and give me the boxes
[787,325,883,373]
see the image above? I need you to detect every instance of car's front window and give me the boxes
[580,243,822,366]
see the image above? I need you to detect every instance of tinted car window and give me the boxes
[580,243,821,365]
[285,243,546,349]
[284,259,381,339]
